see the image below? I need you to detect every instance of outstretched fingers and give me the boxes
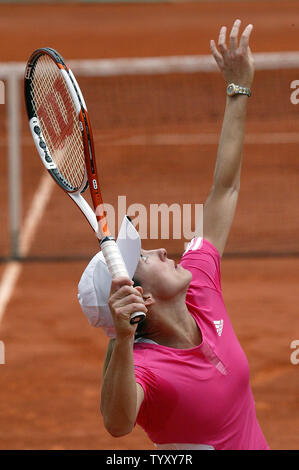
[210,39,223,68]
[229,19,241,52]
[218,25,228,58]
[210,24,230,68]
[238,23,253,54]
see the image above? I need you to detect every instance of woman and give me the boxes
[79,19,270,450]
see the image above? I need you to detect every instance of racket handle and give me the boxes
[100,238,146,325]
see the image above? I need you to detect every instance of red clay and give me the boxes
[0,258,298,449]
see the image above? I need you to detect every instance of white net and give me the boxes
[1,52,299,258]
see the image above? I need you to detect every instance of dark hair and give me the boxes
[132,276,148,339]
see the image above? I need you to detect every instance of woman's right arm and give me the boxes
[100,278,147,437]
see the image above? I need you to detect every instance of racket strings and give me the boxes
[31,55,85,190]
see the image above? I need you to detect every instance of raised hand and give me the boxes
[210,19,254,88]
[108,277,147,339]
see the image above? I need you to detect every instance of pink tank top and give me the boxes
[133,238,270,450]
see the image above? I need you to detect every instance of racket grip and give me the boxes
[100,238,146,325]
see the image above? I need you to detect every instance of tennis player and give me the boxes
[78,19,270,450]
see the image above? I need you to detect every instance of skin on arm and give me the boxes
[100,278,147,437]
[203,19,255,257]
[102,341,145,408]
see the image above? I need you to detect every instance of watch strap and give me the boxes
[227,83,251,97]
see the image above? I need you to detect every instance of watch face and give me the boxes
[227,84,235,96]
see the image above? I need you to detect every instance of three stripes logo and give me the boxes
[213,320,224,337]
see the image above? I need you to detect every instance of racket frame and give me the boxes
[24,47,145,325]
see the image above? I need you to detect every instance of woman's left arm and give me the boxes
[203,19,255,256]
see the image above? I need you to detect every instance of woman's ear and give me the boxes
[135,286,154,307]
[135,286,143,296]
[143,294,155,307]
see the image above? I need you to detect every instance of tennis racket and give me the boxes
[24,47,145,325]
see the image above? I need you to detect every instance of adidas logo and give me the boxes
[213,320,224,337]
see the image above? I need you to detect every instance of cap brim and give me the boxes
[78,215,141,335]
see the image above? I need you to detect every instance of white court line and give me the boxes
[98,132,299,146]
[0,174,55,324]
[19,174,55,255]
[0,262,22,324]
[1,132,299,147]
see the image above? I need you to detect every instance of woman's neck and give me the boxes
[145,298,202,349]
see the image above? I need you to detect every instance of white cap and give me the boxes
[77,216,141,337]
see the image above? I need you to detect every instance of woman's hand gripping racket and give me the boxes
[24,47,145,325]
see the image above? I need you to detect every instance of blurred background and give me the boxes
[0,0,298,450]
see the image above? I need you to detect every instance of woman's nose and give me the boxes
[159,248,167,260]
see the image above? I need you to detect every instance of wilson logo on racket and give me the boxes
[37,75,74,150]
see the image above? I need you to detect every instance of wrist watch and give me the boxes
[227,83,251,97]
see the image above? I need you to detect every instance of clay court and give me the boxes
[0,1,298,450]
